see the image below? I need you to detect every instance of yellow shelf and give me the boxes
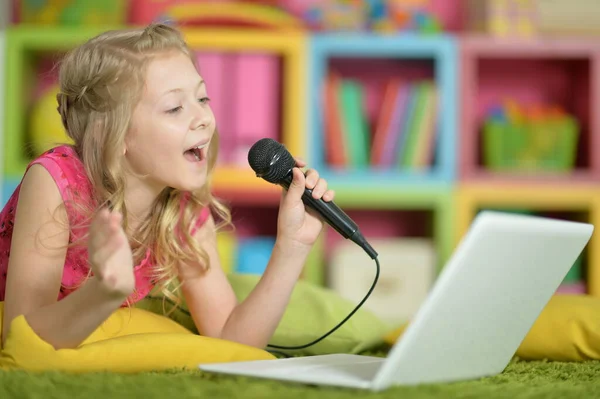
[455,183,600,297]
[182,28,307,162]
[211,166,279,192]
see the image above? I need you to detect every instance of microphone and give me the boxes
[247,138,378,260]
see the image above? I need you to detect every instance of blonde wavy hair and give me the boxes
[54,23,231,307]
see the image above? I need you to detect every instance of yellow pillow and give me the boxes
[383,294,600,362]
[0,302,274,373]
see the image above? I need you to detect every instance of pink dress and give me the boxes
[0,145,209,305]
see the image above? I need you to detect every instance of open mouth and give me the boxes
[184,142,209,162]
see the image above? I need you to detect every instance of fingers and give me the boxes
[284,167,306,203]
[283,165,335,204]
[294,157,307,168]
[304,169,335,202]
[89,208,110,249]
[89,208,125,267]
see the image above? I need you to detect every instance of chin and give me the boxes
[174,174,208,192]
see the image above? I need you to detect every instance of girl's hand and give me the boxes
[88,208,135,298]
[276,158,335,252]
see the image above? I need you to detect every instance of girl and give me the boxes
[0,23,333,350]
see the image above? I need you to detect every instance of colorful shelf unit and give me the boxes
[455,184,600,296]
[3,21,600,300]
[308,33,458,189]
[459,35,600,183]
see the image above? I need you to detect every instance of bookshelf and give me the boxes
[2,14,600,297]
[459,35,600,183]
[308,33,458,188]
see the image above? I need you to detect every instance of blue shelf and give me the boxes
[319,168,452,189]
[307,33,458,188]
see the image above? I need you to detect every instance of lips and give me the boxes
[184,140,210,162]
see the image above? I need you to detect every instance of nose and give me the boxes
[191,103,212,130]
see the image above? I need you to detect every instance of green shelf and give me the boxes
[4,25,126,178]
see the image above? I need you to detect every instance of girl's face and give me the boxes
[125,50,215,194]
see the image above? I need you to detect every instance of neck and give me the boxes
[123,173,166,234]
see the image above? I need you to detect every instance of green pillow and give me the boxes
[135,273,388,356]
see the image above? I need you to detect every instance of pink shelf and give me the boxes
[195,50,283,167]
[228,204,279,239]
[324,209,434,256]
[213,187,281,206]
[459,35,600,183]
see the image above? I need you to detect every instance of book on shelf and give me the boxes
[323,73,439,171]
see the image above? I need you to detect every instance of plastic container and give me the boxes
[483,115,579,172]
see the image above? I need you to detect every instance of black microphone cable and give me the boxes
[266,253,380,352]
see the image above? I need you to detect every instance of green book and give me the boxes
[339,80,369,168]
[399,83,430,169]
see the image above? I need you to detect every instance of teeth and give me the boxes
[193,143,208,150]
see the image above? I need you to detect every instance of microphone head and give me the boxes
[248,138,295,184]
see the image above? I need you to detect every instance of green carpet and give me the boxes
[2,358,600,399]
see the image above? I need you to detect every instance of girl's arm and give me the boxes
[180,165,330,348]
[179,216,310,349]
[1,164,129,349]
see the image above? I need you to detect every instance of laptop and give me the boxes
[199,211,594,391]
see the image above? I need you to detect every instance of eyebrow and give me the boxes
[162,80,205,96]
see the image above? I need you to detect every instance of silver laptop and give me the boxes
[199,211,594,391]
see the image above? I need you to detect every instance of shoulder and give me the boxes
[17,162,67,223]
[28,145,91,203]
[0,162,66,236]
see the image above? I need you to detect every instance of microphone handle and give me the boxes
[279,172,378,259]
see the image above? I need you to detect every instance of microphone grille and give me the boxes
[247,138,295,183]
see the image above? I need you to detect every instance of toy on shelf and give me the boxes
[482,100,579,173]
[296,0,441,33]
[17,0,126,26]
[323,73,439,171]
[128,0,305,30]
[466,0,536,37]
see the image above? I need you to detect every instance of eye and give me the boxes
[198,97,211,104]
[166,106,182,114]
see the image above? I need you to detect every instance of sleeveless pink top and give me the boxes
[0,145,209,305]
